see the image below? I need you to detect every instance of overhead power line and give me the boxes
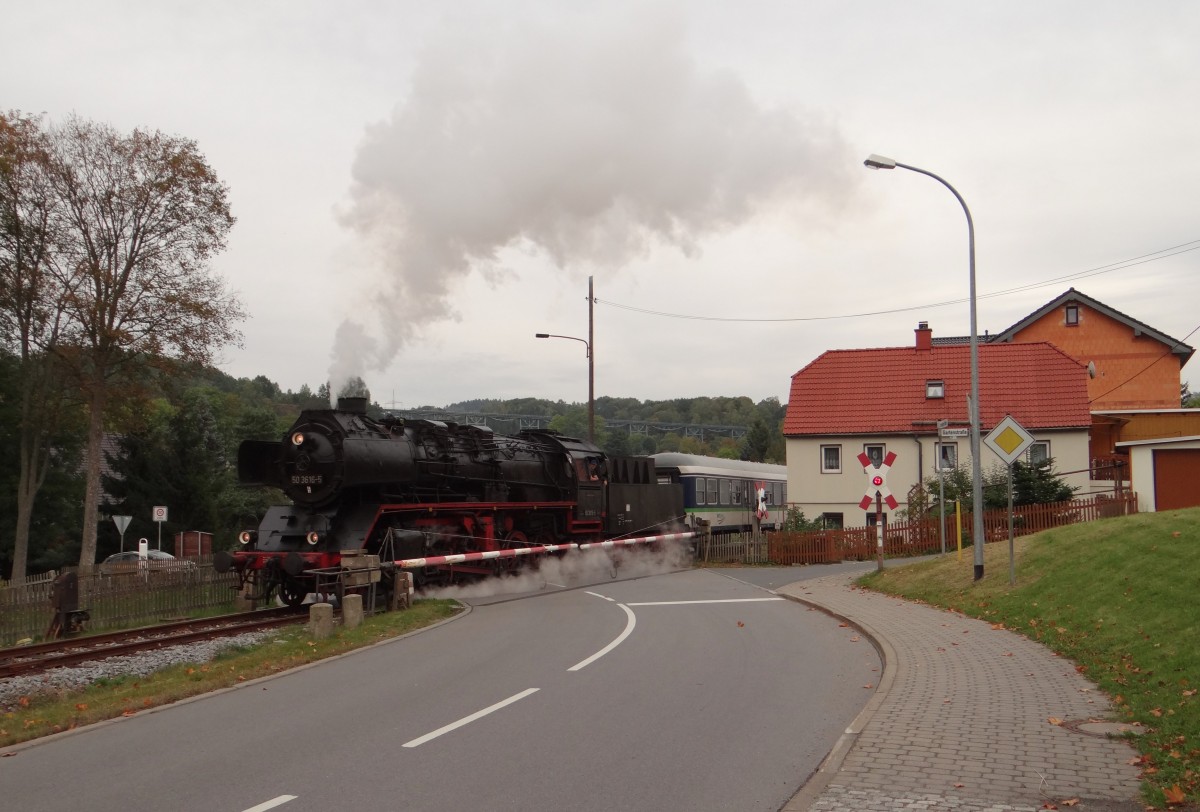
[597,239,1200,324]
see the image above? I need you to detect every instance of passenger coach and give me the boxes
[652,453,788,533]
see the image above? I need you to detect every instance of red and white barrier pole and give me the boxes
[575,530,696,551]
[396,543,574,569]
[394,531,694,569]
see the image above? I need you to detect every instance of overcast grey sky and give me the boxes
[4,1,1198,409]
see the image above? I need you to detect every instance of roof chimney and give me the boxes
[915,321,932,351]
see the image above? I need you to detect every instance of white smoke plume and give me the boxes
[419,541,695,601]
[331,7,853,391]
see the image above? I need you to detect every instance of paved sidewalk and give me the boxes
[778,573,1145,812]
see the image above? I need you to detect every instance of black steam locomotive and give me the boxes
[215,397,685,605]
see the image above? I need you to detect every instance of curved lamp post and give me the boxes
[535,332,594,443]
[864,154,986,580]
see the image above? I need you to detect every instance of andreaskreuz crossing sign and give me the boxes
[858,451,898,510]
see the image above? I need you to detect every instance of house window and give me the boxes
[935,442,958,471]
[821,512,844,530]
[821,445,842,473]
[864,444,885,467]
[1065,304,1079,326]
[926,380,945,399]
[865,513,889,527]
[1028,442,1050,465]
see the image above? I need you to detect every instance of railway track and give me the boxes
[0,607,308,679]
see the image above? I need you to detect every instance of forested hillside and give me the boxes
[0,360,785,578]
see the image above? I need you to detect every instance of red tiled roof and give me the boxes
[783,341,1090,436]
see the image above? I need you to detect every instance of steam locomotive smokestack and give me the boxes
[329,7,853,393]
[337,396,368,415]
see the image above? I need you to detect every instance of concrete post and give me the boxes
[308,602,334,639]
[342,593,364,630]
[390,571,413,611]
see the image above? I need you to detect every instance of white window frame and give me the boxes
[926,380,945,399]
[1028,441,1050,465]
[821,445,842,473]
[693,478,706,505]
[1065,304,1079,326]
[863,444,886,468]
[706,478,719,504]
[935,442,958,471]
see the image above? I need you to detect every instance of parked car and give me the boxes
[99,549,196,575]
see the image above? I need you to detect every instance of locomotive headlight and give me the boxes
[291,431,307,447]
[306,531,323,545]
[238,530,258,545]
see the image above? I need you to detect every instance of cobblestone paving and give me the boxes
[779,573,1144,812]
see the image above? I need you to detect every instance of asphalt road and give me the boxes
[1,564,880,812]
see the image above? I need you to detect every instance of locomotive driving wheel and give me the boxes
[495,531,527,574]
[501,530,529,547]
[278,576,308,607]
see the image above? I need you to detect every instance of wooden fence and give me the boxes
[690,493,1138,567]
[1,559,241,647]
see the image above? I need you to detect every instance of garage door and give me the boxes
[1153,448,1200,510]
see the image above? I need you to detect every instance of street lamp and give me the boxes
[535,332,594,443]
[865,153,986,580]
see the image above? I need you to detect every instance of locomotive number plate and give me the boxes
[291,475,324,485]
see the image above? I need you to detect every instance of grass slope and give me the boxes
[860,507,1200,808]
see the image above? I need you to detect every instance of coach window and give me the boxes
[693,478,705,505]
[821,445,842,473]
[775,483,785,504]
[731,480,743,505]
[719,479,731,505]
[864,444,885,467]
[1028,441,1050,466]
[935,442,958,471]
[707,478,719,505]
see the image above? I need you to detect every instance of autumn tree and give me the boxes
[40,115,243,571]
[0,110,85,582]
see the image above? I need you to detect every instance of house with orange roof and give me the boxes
[783,323,1093,528]
[989,288,1193,411]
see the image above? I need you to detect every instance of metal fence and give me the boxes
[1,559,241,647]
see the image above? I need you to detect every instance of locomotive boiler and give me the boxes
[216,397,685,605]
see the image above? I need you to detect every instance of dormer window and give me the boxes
[926,380,945,399]
[1065,304,1079,326]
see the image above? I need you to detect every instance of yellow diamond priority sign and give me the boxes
[983,415,1035,466]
